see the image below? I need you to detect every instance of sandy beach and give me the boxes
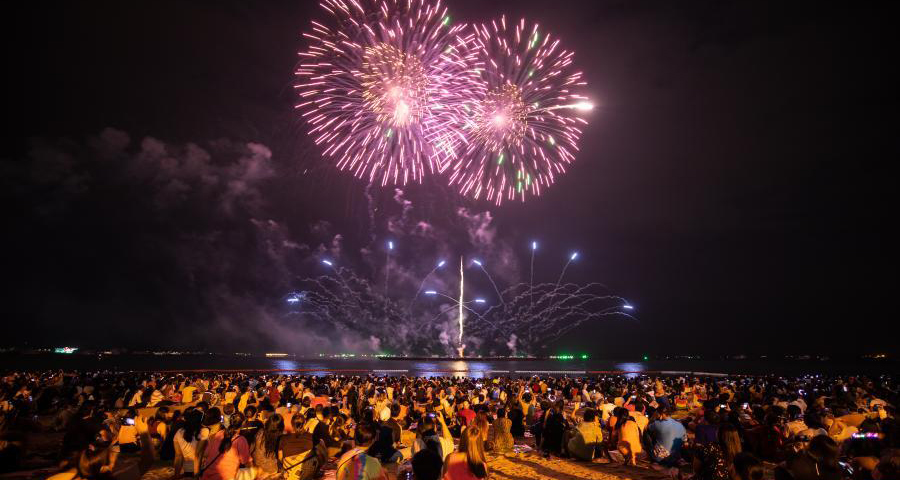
[124,451,674,480]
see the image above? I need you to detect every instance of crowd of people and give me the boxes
[1,371,897,480]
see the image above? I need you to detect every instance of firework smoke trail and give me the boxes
[293,268,632,355]
[409,259,445,317]
[530,241,536,310]
[445,16,593,204]
[364,182,377,244]
[556,252,577,287]
[384,240,393,293]
[295,0,481,186]
[297,271,438,352]
[471,258,506,308]
[466,282,636,353]
[542,251,578,324]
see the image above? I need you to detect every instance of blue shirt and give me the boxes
[647,418,686,463]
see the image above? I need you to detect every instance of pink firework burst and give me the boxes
[446,16,593,204]
[294,0,479,186]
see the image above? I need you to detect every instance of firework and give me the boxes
[294,0,479,186]
[446,16,593,204]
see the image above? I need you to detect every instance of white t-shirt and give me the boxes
[174,427,210,473]
[600,403,616,423]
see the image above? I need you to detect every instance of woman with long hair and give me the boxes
[443,426,488,479]
[200,413,251,480]
[473,411,490,445]
[615,408,642,466]
[253,414,284,479]
[279,412,327,480]
[487,408,513,453]
[718,424,742,480]
[173,409,209,477]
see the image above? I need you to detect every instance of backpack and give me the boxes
[281,448,320,480]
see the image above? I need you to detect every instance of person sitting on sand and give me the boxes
[566,408,603,461]
[278,413,326,480]
[614,408,642,465]
[443,426,489,480]
[541,399,569,456]
[173,409,209,478]
[336,423,389,480]
[487,408,513,453]
[200,413,251,480]
[646,406,686,466]
[411,447,443,480]
[252,414,284,480]
[734,452,764,480]
[412,411,454,461]
[47,415,155,480]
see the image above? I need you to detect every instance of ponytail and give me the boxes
[220,413,245,454]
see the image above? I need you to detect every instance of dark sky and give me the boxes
[3,1,896,357]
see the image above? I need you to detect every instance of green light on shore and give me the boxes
[442,15,450,26]
[643,355,649,361]
[581,354,588,359]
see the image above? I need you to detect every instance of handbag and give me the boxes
[234,466,259,480]
[235,438,260,480]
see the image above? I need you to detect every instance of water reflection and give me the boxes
[614,362,645,379]
[273,360,298,371]
[271,360,332,376]
[410,361,492,378]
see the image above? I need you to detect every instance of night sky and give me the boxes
[4,1,896,357]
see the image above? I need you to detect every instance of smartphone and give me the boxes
[719,404,727,409]
[287,402,292,407]
[742,403,749,409]
[843,386,848,392]
[125,418,135,426]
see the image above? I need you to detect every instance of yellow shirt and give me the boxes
[619,420,642,454]
[182,386,197,404]
[118,425,137,444]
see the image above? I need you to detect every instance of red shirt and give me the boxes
[458,408,475,426]
[268,386,281,406]
[201,431,250,480]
